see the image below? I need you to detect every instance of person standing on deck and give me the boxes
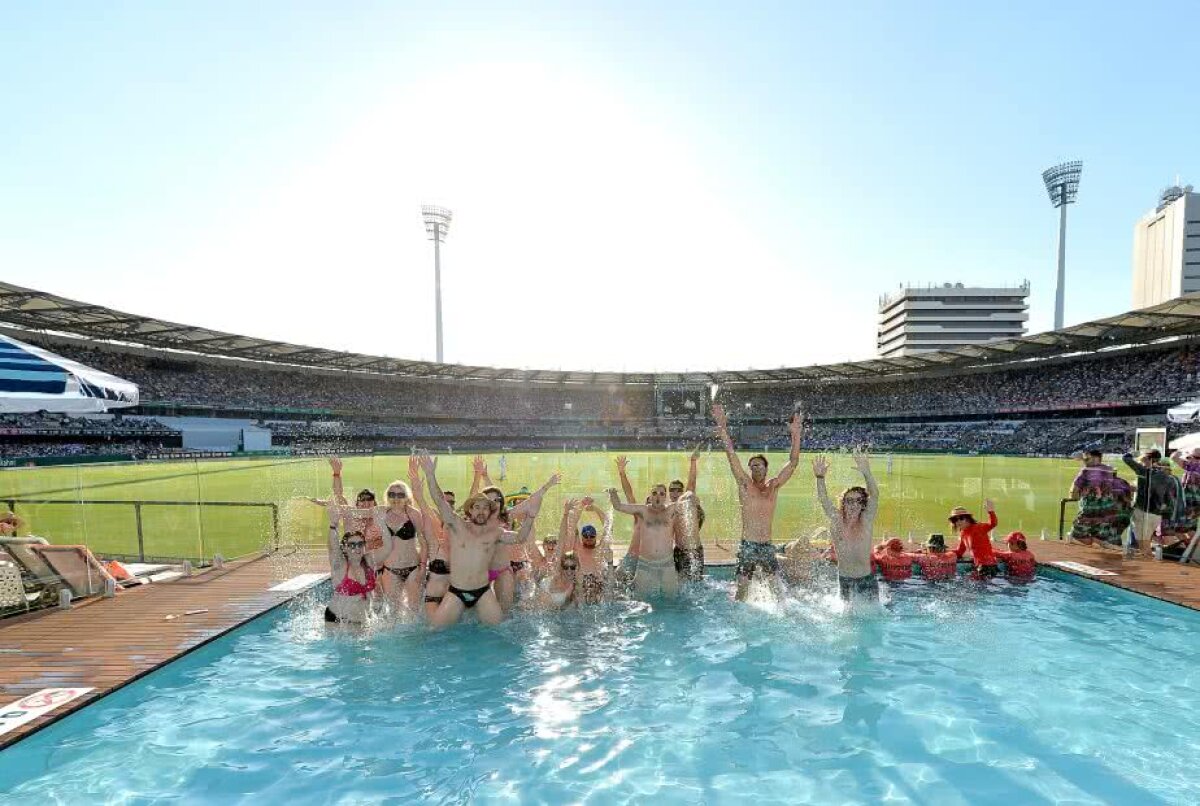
[1067,450,1116,547]
[712,403,803,601]
[1122,450,1174,556]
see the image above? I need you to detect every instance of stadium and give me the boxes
[4,278,1200,566]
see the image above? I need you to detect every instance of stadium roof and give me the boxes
[4,280,1200,385]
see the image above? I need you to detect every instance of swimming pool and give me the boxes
[3,570,1199,804]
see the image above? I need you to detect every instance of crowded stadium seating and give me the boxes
[6,333,1198,460]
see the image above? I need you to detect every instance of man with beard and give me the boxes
[712,403,803,601]
[418,453,552,628]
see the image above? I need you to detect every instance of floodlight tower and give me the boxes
[1041,161,1082,331]
[421,205,453,363]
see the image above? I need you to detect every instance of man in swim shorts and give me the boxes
[712,403,803,601]
[608,485,687,598]
[418,453,551,628]
[814,450,880,603]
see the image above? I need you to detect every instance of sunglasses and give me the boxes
[562,564,579,571]
[387,491,407,499]
[345,540,366,549]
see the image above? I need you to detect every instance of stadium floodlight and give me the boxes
[421,205,453,363]
[1041,161,1082,331]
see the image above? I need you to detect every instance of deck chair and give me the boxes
[0,541,62,612]
[32,545,115,599]
[1,537,64,593]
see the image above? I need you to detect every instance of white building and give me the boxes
[877,283,1030,358]
[1132,185,1200,309]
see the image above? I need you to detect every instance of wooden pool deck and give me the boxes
[0,549,326,750]
[3,540,1200,751]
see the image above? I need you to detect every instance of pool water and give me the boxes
[3,570,1200,804]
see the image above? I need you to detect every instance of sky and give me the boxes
[3,1,1200,373]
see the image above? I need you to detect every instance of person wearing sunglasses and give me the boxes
[325,506,378,624]
[371,478,431,614]
[950,499,999,579]
[537,550,579,610]
[557,497,611,604]
[327,456,385,568]
[813,450,881,604]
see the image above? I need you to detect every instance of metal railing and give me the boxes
[2,499,280,564]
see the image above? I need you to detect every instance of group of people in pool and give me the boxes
[321,405,1037,626]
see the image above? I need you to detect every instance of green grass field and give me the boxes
[0,451,1086,561]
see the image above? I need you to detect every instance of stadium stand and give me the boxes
[3,280,1200,460]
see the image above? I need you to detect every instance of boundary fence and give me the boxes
[2,499,281,565]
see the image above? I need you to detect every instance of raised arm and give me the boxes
[982,500,997,533]
[558,497,581,553]
[499,509,539,545]
[468,455,487,497]
[509,472,561,521]
[712,404,751,486]
[607,487,647,517]
[408,455,443,532]
[616,455,637,504]
[330,456,347,506]
[853,449,880,519]
[685,445,700,494]
[770,412,804,487]
[418,453,457,526]
[325,504,346,571]
[812,456,838,520]
[1121,453,1144,477]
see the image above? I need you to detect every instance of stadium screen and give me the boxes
[1134,427,1167,456]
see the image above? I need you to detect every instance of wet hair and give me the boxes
[748,454,769,470]
[443,490,456,499]
[560,550,579,570]
[840,485,869,511]
[356,488,376,502]
[668,479,685,491]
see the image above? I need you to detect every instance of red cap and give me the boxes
[886,538,904,551]
[1006,531,1027,545]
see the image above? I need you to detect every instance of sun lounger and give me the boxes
[0,538,63,595]
[31,545,115,599]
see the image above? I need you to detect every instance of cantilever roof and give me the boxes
[3,280,1200,385]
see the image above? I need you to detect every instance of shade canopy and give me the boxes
[0,333,138,413]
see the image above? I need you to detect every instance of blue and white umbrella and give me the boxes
[0,334,138,413]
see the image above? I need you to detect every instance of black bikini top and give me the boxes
[386,519,416,541]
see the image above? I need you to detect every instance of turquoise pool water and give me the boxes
[2,570,1200,804]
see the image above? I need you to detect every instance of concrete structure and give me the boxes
[877,283,1030,358]
[1132,185,1200,309]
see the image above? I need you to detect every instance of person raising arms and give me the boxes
[712,403,803,601]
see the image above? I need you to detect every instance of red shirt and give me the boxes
[874,550,916,581]
[954,511,998,567]
[916,550,958,580]
[995,549,1036,578]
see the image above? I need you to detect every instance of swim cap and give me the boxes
[581,524,598,538]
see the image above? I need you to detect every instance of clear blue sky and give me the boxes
[3,1,1199,371]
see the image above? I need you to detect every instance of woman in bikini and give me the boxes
[372,480,429,613]
[328,457,386,570]
[325,504,377,624]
